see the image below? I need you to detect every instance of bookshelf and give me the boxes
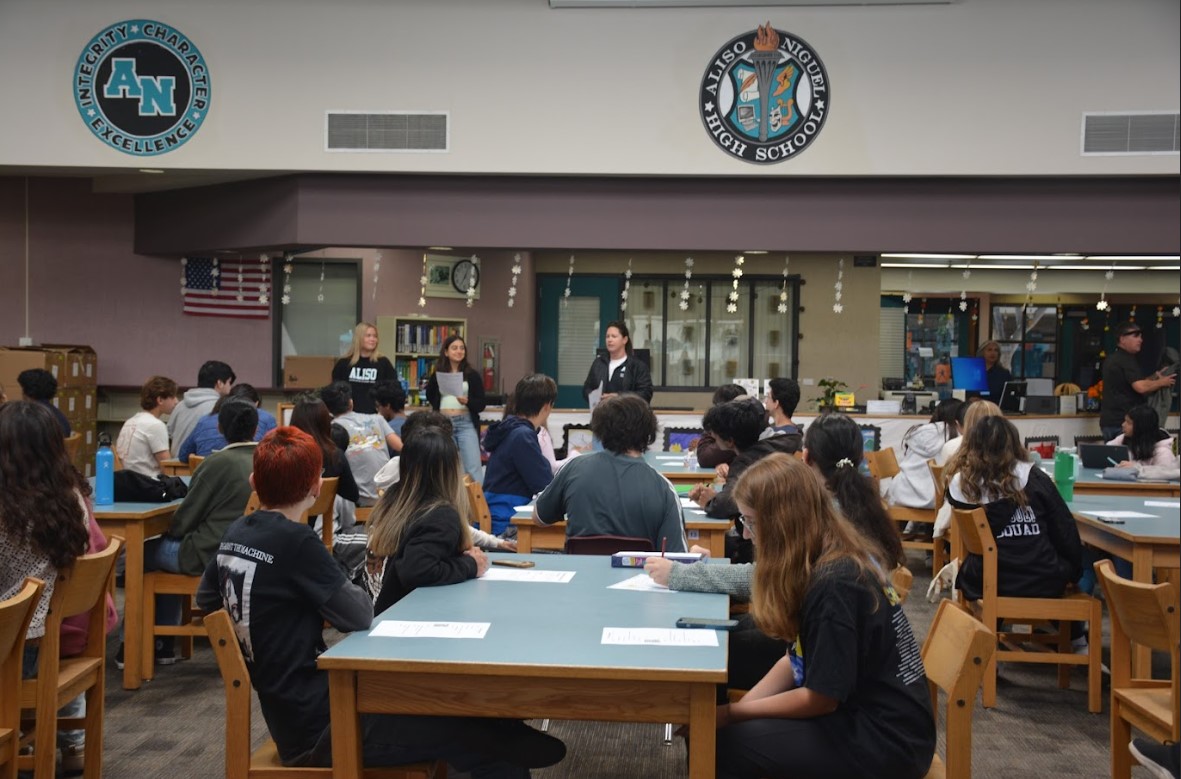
[376,315,466,407]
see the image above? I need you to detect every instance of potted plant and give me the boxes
[816,377,849,412]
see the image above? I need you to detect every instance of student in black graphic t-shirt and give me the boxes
[332,322,396,415]
[714,453,935,779]
[196,426,564,776]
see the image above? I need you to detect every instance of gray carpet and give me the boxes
[95,560,1159,778]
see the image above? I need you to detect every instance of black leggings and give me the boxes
[716,718,862,779]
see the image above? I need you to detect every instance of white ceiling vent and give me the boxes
[1082,111,1179,156]
[325,112,448,153]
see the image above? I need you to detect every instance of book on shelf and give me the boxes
[396,322,463,355]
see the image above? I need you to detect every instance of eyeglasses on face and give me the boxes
[739,513,756,531]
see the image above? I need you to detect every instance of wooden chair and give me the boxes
[565,535,654,555]
[920,599,996,779]
[865,447,900,488]
[63,432,82,464]
[464,479,492,534]
[1093,559,1180,779]
[890,565,914,604]
[303,477,340,548]
[951,508,1102,713]
[1,579,43,779]
[205,610,444,779]
[111,447,125,471]
[355,506,374,524]
[1074,434,1104,449]
[882,458,945,577]
[187,454,205,473]
[19,537,123,779]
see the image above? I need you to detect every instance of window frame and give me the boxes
[270,258,363,387]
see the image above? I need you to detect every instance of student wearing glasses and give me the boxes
[1100,322,1176,442]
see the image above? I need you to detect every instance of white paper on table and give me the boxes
[601,627,719,647]
[608,574,671,593]
[436,372,465,398]
[1144,501,1180,508]
[588,382,604,410]
[1080,510,1158,519]
[684,508,707,516]
[480,569,576,583]
[679,497,699,508]
[655,455,687,461]
[371,621,490,639]
[514,504,535,513]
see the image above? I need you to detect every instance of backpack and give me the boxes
[113,470,190,502]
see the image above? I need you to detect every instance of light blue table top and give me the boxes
[643,451,714,478]
[1068,493,1180,543]
[321,554,729,677]
[1039,465,1178,488]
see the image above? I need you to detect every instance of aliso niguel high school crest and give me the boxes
[699,24,829,164]
[73,19,211,156]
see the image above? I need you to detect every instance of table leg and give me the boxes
[1131,545,1153,676]
[516,525,534,553]
[707,528,726,559]
[687,683,716,779]
[111,523,146,690]
[328,669,363,779]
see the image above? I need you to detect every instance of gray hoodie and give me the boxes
[167,387,220,457]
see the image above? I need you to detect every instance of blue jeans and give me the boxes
[120,536,183,640]
[452,413,484,484]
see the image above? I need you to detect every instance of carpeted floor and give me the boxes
[95,559,1158,778]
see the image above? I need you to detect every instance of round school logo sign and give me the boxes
[74,20,210,156]
[699,24,829,164]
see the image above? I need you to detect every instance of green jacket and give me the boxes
[170,442,257,575]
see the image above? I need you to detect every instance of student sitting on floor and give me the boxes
[713,454,935,779]
[482,374,558,537]
[197,427,564,775]
[533,395,686,553]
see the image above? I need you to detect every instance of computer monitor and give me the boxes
[950,357,989,395]
[999,380,1027,413]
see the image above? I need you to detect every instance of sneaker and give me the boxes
[114,643,124,670]
[59,744,85,775]
[1129,739,1181,779]
[472,719,566,769]
[155,638,176,666]
[1071,636,1089,655]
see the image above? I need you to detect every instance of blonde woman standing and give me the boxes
[332,322,396,415]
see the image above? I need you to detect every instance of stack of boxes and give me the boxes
[0,345,98,475]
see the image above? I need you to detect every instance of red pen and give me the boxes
[661,537,667,558]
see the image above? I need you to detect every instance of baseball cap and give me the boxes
[1116,322,1143,337]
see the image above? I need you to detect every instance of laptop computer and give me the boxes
[998,380,1027,414]
[1078,443,1131,470]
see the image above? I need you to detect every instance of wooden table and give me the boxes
[92,496,185,690]
[511,508,733,558]
[319,554,728,779]
[1069,494,1180,673]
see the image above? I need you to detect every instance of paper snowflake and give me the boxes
[620,303,627,311]
[508,299,515,308]
[281,294,291,305]
[962,269,971,279]
[959,300,968,312]
[1105,270,1115,281]
[777,303,787,313]
[684,269,692,279]
[901,292,912,303]
[512,264,522,275]
[283,264,293,274]
[833,303,844,314]
[418,296,426,307]
[620,289,629,300]
[1174,306,1181,317]
[732,268,744,279]
[625,269,632,279]
[259,294,270,305]
[680,289,691,300]
[508,287,517,297]
[726,303,737,313]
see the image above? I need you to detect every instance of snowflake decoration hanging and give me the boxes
[1173,305,1180,317]
[680,256,694,311]
[778,254,790,313]
[726,303,737,313]
[620,258,633,312]
[832,258,845,315]
[418,253,429,308]
[833,303,844,314]
[465,255,479,308]
[281,254,294,306]
[563,255,576,307]
[372,251,382,301]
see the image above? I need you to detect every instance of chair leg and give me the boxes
[1087,601,1102,714]
[83,677,103,779]
[662,723,673,745]
[1056,624,1071,690]
[539,719,550,732]
[982,643,998,708]
[1111,705,1132,779]
[142,581,157,683]
[178,595,194,659]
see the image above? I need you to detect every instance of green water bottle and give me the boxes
[1053,450,1075,502]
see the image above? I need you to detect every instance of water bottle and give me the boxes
[1053,449,1075,503]
[95,433,115,505]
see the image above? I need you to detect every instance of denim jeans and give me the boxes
[452,412,484,484]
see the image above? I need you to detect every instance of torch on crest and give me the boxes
[750,22,783,141]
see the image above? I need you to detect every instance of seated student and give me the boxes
[533,395,686,553]
[763,377,803,438]
[689,397,802,520]
[168,360,235,457]
[197,427,564,774]
[695,384,747,469]
[932,400,1003,539]
[886,398,962,510]
[945,416,1084,620]
[177,382,276,460]
[321,381,401,506]
[17,367,72,435]
[117,400,259,668]
[373,380,409,439]
[374,412,513,552]
[714,454,935,779]
[1106,403,1177,468]
[483,374,558,537]
[116,375,179,477]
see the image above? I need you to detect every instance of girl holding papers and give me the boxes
[425,335,486,483]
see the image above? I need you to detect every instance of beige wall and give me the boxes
[1,0,1177,177]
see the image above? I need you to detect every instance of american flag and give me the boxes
[182,258,271,319]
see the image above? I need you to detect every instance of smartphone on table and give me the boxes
[675,617,739,631]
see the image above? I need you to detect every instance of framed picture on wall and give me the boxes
[425,254,481,300]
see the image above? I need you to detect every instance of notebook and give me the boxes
[1078,443,1130,470]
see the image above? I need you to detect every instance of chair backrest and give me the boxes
[0,578,44,724]
[889,566,914,604]
[921,599,996,779]
[928,460,945,511]
[1094,559,1181,736]
[866,448,900,481]
[111,446,125,471]
[244,492,261,515]
[952,508,994,605]
[63,432,82,462]
[465,480,492,534]
[206,609,255,779]
[33,536,123,667]
[566,535,654,556]
[301,477,340,547]
[187,454,205,472]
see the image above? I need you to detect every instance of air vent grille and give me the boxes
[326,112,448,152]
[1082,112,1179,155]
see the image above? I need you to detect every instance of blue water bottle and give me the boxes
[95,433,115,505]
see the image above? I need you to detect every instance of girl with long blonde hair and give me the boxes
[331,322,396,415]
[716,453,934,779]
[367,429,482,613]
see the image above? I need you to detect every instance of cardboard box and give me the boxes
[40,344,98,386]
[283,355,337,389]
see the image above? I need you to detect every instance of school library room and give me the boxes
[0,1,1178,778]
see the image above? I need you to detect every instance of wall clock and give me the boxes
[452,258,480,293]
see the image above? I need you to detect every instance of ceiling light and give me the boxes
[427,246,453,251]
[1147,266,1181,271]
[880,263,948,268]
[949,264,1035,270]
[880,253,976,260]
[742,250,768,255]
[1047,265,1147,271]
[1085,255,1181,261]
[139,168,165,174]
[976,254,1083,261]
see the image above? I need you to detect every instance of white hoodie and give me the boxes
[166,387,220,457]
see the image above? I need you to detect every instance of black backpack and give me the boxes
[113,470,189,502]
